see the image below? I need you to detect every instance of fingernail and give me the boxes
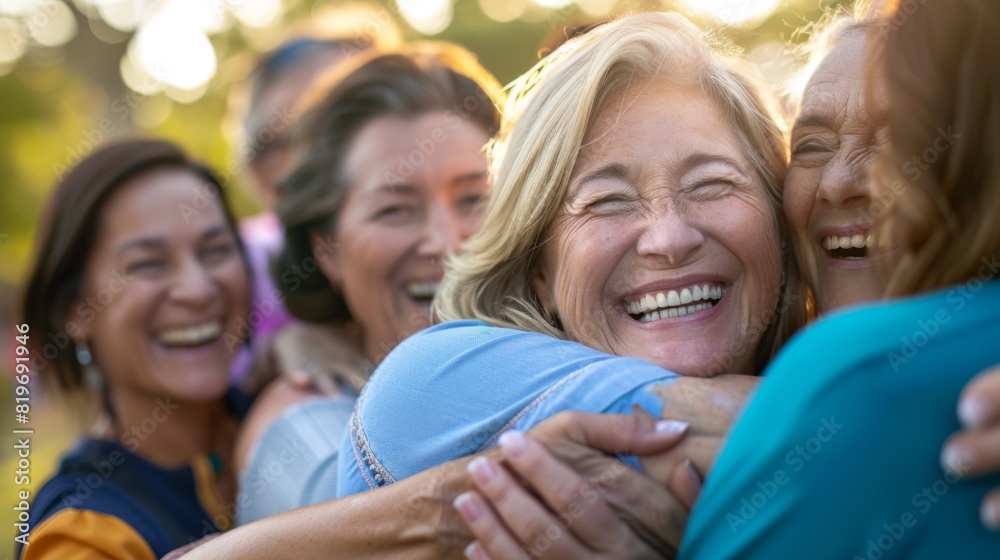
[941,444,973,476]
[499,431,526,458]
[454,492,481,523]
[468,457,497,486]
[656,419,690,434]
[464,542,477,559]
[983,499,1000,531]
[684,458,703,484]
[960,397,988,429]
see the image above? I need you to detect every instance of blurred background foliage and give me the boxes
[0,0,845,555]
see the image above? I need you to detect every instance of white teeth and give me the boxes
[407,282,440,299]
[680,288,693,305]
[626,283,726,323]
[822,234,873,252]
[157,322,221,347]
[667,291,681,307]
[636,301,714,323]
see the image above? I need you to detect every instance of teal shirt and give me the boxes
[680,279,1000,559]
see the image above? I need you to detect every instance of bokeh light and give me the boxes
[478,0,528,23]
[398,0,453,35]
[26,0,77,47]
[679,0,782,27]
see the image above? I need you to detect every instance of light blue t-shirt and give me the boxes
[680,279,1000,559]
[337,320,678,496]
[236,393,356,525]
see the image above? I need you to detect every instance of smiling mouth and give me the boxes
[156,322,222,348]
[406,282,440,309]
[821,233,873,260]
[625,283,726,323]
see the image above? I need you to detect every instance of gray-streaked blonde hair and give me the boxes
[435,11,809,374]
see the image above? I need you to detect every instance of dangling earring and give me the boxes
[76,341,103,392]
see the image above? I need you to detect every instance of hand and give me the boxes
[641,374,757,483]
[942,363,1000,529]
[272,322,371,395]
[456,411,697,559]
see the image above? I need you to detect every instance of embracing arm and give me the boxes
[178,455,477,560]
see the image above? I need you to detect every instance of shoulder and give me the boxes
[237,392,355,522]
[681,284,1000,558]
[20,508,157,560]
[343,321,676,492]
[234,380,316,473]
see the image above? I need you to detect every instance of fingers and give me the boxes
[497,431,632,551]
[455,491,533,560]
[529,410,689,457]
[459,455,592,559]
[981,487,1000,531]
[942,428,1000,478]
[667,459,703,512]
[958,364,1000,429]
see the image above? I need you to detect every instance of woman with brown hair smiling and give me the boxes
[19,139,251,559]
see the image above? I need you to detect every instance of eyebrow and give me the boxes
[570,163,632,197]
[451,171,488,185]
[792,112,836,132]
[113,226,231,256]
[678,152,748,175]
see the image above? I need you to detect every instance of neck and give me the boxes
[101,385,235,469]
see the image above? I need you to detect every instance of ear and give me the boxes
[309,229,342,288]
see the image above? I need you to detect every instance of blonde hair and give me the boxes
[435,12,809,374]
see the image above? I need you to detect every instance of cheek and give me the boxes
[718,197,783,298]
[783,169,818,235]
[548,219,626,325]
[217,259,251,317]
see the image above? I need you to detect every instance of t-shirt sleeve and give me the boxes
[237,395,355,524]
[338,321,678,496]
[21,508,157,560]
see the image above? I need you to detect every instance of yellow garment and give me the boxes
[20,509,156,560]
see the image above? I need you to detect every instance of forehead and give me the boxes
[799,34,882,117]
[344,113,489,184]
[96,167,229,247]
[576,80,746,171]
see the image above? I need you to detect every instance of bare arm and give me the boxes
[179,455,478,560]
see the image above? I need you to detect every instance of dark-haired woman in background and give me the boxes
[18,140,251,559]
[232,41,503,523]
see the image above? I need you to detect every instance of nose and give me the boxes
[636,203,706,267]
[816,148,873,209]
[417,202,469,260]
[169,255,218,305]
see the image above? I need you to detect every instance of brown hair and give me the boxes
[876,0,1000,295]
[273,41,503,323]
[21,139,245,396]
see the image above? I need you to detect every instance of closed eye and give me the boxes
[126,259,164,275]
[586,194,637,214]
